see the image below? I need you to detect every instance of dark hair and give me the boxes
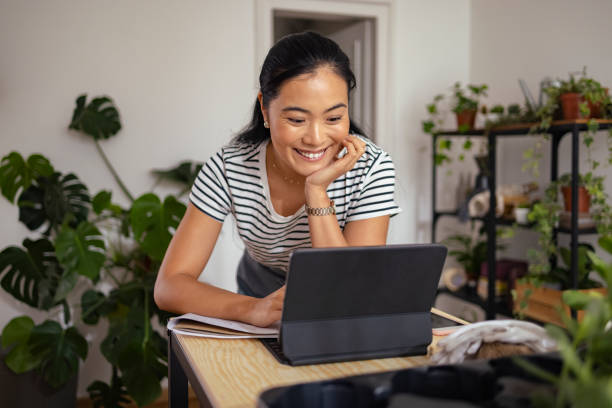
[234,31,367,144]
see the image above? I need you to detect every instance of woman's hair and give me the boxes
[234,31,367,144]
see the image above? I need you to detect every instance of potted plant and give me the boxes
[443,225,506,291]
[422,82,488,167]
[451,82,488,131]
[514,202,531,225]
[557,173,592,214]
[516,235,612,406]
[0,94,199,407]
[514,242,606,326]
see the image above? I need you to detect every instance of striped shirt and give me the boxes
[189,136,400,273]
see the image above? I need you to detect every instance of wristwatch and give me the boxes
[305,200,336,216]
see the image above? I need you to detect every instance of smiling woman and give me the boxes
[153,32,401,327]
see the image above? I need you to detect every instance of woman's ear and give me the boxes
[257,92,268,123]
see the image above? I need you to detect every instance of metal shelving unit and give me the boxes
[432,119,612,320]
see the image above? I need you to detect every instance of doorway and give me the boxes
[255,0,391,148]
[274,11,375,137]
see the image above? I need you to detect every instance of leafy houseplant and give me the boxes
[0,95,199,407]
[422,82,488,166]
[516,235,612,407]
[527,172,612,278]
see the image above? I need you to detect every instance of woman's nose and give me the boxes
[302,122,323,146]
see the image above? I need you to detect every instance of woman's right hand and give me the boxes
[244,285,286,327]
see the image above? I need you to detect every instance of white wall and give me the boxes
[0,0,256,396]
[469,0,612,260]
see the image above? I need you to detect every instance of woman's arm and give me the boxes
[305,135,391,247]
[154,203,284,327]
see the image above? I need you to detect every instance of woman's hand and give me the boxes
[304,135,366,203]
[244,285,286,327]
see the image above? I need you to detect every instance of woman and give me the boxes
[154,32,400,327]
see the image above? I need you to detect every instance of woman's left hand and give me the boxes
[304,135,366,200]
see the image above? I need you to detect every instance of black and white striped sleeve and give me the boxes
[189,151,232,222]
[346,151,401,222]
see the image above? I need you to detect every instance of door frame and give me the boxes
[255,0,393,149]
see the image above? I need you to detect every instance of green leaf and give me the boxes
[0,152,54,203]
[87,377,130,408]
[598,236,612,255]
[55,222,105,280]
[1,316,34,349]
[463,139,473,150]
[18,172,90,233]
[118,335,166,406]
[422,120,435,134]
[28,321,88,389]
[130,194,186,261]
[0,238,64,310]
[92,190,112,215]
[5,343,42,374]
[458,123,470,133]
[69,95,121,140]
[562,290,602,310]
[439,139,452,150]
[152,161,203,189]
[81,290,114,325]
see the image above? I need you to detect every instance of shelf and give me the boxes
[435,210,598,234]
[435,119,612,137]
[437,287,513,317]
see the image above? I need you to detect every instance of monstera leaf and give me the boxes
[69,94,121,140]
[100,305,167,406]
[2,317,87,389]
[0,238,67,310]
[0,152,54,203]
[27,320,88,389]
[55,221,105,281]
[81,289,118,325]
[1,316,41,373]
[18,172,90,233]
[87,373,130,408]
[130,194,186,261]
[152,161,203,188]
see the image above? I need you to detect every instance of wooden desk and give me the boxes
[168,308,466,408]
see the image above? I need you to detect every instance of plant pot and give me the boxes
[586,87,609,118]
[560,92,585,120]
[0,347,78,408]
[513,282,607,327]
[561,186,590,213]
[455,109,477,131]
[514,207,530,224]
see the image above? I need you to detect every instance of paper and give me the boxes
[167,313,279,339]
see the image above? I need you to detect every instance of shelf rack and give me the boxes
[432,119,612,319]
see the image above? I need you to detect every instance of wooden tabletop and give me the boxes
[172,308,467,408]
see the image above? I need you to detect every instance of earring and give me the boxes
[264,121,270,128]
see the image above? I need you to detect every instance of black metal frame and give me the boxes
[432,121,610,319]
[168,331,213,408]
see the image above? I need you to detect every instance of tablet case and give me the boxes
[278,244,447,365]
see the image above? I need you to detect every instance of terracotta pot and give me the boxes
[561,186,590,213]
[455,109,477,130]
[560,92,584,120]
[586,87,609,118]
[514,282,607,327]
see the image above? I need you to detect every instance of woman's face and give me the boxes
[261,66,350,179]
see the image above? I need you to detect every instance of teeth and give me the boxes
[298,149,325,160]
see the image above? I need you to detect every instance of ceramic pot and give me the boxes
[455,109,477,130]
[514,207,530,224]
[560,92,584,120]
[561,186,590,213]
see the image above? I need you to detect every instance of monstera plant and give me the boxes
[0,94,201,406]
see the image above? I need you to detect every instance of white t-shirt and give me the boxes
[189,136,401,273]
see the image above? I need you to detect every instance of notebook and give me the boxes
[261,244,448,366]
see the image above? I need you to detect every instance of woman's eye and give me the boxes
[287,118,305,124]
[328,116,342,122]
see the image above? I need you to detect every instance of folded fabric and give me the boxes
[468,191,504,218]
[432,320,557,365]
